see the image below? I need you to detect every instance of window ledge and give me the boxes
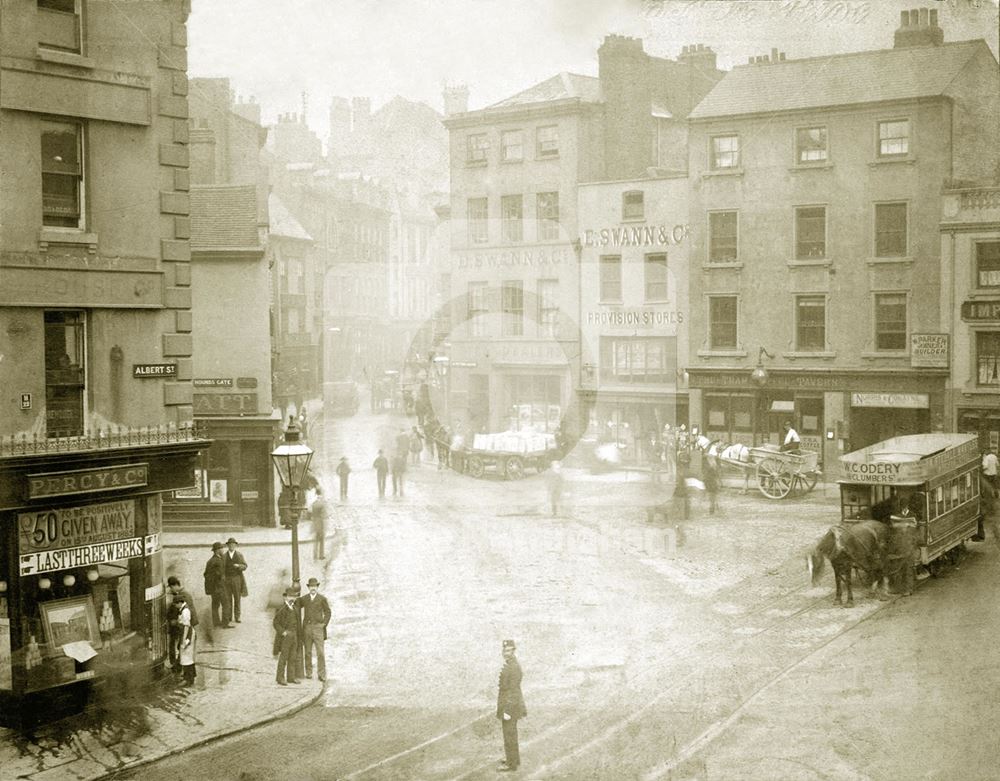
[536,154,560,161]
[703,261,744,270]
[621,217,646,223]
[789,162,833,172]
[500,159,524,165]
[866,256,914,266]
[697,349,748,358]
[960,387,1000,396]
[703,168,744,179]
[598,300,624,306]
[36,47,94,68]
[787,258,832,268]
[782,351,837,360]
[869,157,916,167]
[465,160,488,168]
[860,351,909,360]
[965,290,1000,299]
[39,228,98,252]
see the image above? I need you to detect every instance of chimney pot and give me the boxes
[779,52,786,61]
[900,10,908,26]
[748,56,754,64]
[918,7,928,26]
[909,9,919,25]
[771,47,778,60]
[697,43,704,51]
[929,8,938,26]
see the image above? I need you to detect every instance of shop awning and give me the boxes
[770,400,795,413]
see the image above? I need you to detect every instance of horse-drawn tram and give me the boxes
[837,433,984,575]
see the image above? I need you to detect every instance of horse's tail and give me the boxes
[808,541,827,583]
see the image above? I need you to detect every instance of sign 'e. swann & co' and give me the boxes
[583,224,689,248]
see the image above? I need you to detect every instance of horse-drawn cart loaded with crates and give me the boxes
[718,442,821,499]
[464,430,559,480]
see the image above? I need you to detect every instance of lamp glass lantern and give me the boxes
[271,416,314,493]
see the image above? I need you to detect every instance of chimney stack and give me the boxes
[894,6,944,47]
[442,84,470,116]
[678,42,717,72]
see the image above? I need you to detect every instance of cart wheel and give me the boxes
[505,456,525,480]
[756,460,792,499]
[467,456,485,479]
[801,472,819,493]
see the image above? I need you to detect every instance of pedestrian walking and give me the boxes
[391,451,407,497]
[297,577,331,682]
[223,537,249,623]
[396,427,411,460]
[703,440,722,516]
[496,639,527,773]
[336,456,351,499]
[373,450,389,498]
[311,486,328,560]
[173,594,197,686]
[166,576,199,673]
[273,587,301,685]
[662,424,677,479]
[203,541,232,628]
[409,426,424,465]
[546,461,564,517]
[983,447,998,515]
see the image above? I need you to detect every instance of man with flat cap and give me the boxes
[203,541,231,628]
[273,587,301,685]
[297,577,331,682]
[224,537,249,623]
[496,639,527,772]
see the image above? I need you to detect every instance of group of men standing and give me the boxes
[272,577,332,686]
[203,537,249,628]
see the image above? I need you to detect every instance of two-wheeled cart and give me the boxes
[718,444,821,499]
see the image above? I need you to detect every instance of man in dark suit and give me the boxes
[297,577,331,682]
[203,542,231,628]
[496,639,527,772]
[273,587,300,685]
[223,537,249,623]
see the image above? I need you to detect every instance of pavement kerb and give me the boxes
[96,682,325,781]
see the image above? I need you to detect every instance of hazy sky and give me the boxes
[188,0,999,133]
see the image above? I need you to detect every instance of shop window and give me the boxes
[874,202,907,257]
[536,192,559,241]
[435,273,451,334]
[467,281,488,337]
[38,0,82,54]
[877,119,909,158]
[795,296,826,351]
[875,293,907,351]
[44,310,85,438]
[731,395,753,432]
[976,242,1000,289]
[795,206,826,259]
[207,441,232,504]
[705,395,729,430]
[711,134,740,169]
[644,254,668,302]
[466,133,489,164]
[622,191,644,221]
[536,125,559,158]
[505,374,560,432]
[796,126,827,163]
[501,195,522,243]
[599,337,676,384]
[977,332,1000,387]
[501,280,523,336]
[537,279,559,337]
[467,198,488,244]
[708,296,737,350]
[708,210,738,263]
[501,130,523,162]
[599,255,622,302]
[41,120,84,228]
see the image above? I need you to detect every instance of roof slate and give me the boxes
[190,185,262,251]
[690,40,987,119]
[488,72,601,109]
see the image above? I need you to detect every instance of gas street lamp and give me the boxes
[271,415,314,587]
[750,347,774,446]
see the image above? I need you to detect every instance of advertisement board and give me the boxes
[17,500,136,553]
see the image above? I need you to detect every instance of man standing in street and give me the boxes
[546,461,564,517]
[273,588,300,685]
[336,456,351,500]
[373,449,389,498]
[496,639,527,772]
[224,537,249,624]
[203,542,231,628]
[983,447,998,514]
[311,486,328,560]
[391,451,407,497]
[297,577,331,682]
[167,575,199,672]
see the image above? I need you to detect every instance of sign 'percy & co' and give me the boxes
[27,463,148,500]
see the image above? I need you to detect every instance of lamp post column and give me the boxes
[290,487,301,587]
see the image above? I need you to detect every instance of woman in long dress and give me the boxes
[174,594,197,686]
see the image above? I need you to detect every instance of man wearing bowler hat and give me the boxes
[297,577,331,682]
[203,541,231,628]
[273,587,300,685]
[496,639,526,772]
[223,537,249,623]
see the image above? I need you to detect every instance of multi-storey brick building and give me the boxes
[685,9,999,467]
[0,0,203,723]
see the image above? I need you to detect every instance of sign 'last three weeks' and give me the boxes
[19,535,161,576]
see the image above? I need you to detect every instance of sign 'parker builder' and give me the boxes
[19,534,161,576]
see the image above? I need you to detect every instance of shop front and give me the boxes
[688,369,947,470]
[589,392,687,465]
[0,432,206,726]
